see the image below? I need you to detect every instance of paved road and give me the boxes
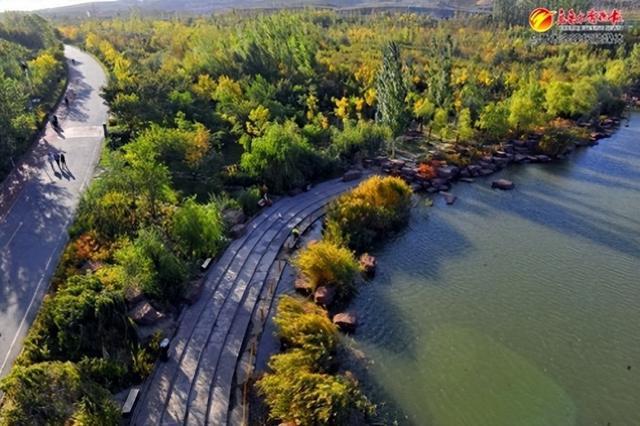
[0,45,107,378]
[132,176,367,426]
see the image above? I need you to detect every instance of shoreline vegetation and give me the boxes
[0,4,639,424]
[256,176,413,425]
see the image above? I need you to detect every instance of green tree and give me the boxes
[171,198,224,259]
[375,41,408,156]
[545,81,574,117]
[508,79,545,134]
[240,121,326,193]
[476,101,510,141]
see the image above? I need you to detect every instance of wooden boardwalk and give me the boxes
[132,176,366,425]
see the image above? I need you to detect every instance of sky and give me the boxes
[0,0,115,12]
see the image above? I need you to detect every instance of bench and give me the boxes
[201,257,213,271]
[121,388,140,418]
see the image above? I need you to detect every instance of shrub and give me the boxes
[326,176,412,251]
[292,240,360,300]
[171,198,225,259]
[110,228,186,302]
[274,296,337,356]
[236,186,262,217]
[18,275,131,365]
[539,118,589,157]
[240,121,329,193]
[0,361,119,426]
[257,350,370,426]
[330,120,390,160]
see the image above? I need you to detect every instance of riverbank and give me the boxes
[341,111,640,425]
[375,116,627,200]
[245,112,636,424]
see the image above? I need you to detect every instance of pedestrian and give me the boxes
[291,227,301,250]
[54,153,61,170]
[60,153,67,170]
[52,115,59,129]
[64,96,69,107]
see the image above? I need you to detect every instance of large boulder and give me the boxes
[342,169,363,182]
[359,253,377,278]
[222,209,246,226]
[492,179,515,190]
[333,312,358,333]
[129,300,165,326]
[314,286,336,306]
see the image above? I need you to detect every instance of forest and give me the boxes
[0,14,66,179]
[0,6,639,425]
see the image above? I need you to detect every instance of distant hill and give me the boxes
[34,0,492,19]
[26,0,640,19]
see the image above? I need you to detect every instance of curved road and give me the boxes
[0,45,107,378]
[133,175,366,425]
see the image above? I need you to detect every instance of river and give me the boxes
[346,112,640,426]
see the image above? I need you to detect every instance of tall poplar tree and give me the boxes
[376,41,408,157]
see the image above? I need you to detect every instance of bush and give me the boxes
[274,296,338,358]
[0,361,119,426]
[331,120,390,160]
[325,176,412,251]
[171,198,225,259]
[292,240,360,300]
[539,119,589,157]
[240,121,329,193]
[257,350,370,426]
[18,275,131,365]
[110,228,186,302]
[236,186,262,217]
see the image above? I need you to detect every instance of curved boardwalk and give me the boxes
[0,46,107,378]
[132,176,366,426]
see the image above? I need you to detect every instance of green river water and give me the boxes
[347,112,640,426]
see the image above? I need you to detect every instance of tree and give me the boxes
[240,121,326,193]
[375,41,408,156]
[457,108,474,142]
[171,198,224,259]
[545,81,574,117]
[476,101,510,141]
[413,96,435,132]
[508,79,545,134]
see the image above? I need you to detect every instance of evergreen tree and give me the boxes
[375,41,408,157]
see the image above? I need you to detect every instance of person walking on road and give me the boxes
[64,96,69,107]
[60,153,67,170]
[47,152,55,170]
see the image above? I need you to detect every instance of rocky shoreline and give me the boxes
[367,117,624,195]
